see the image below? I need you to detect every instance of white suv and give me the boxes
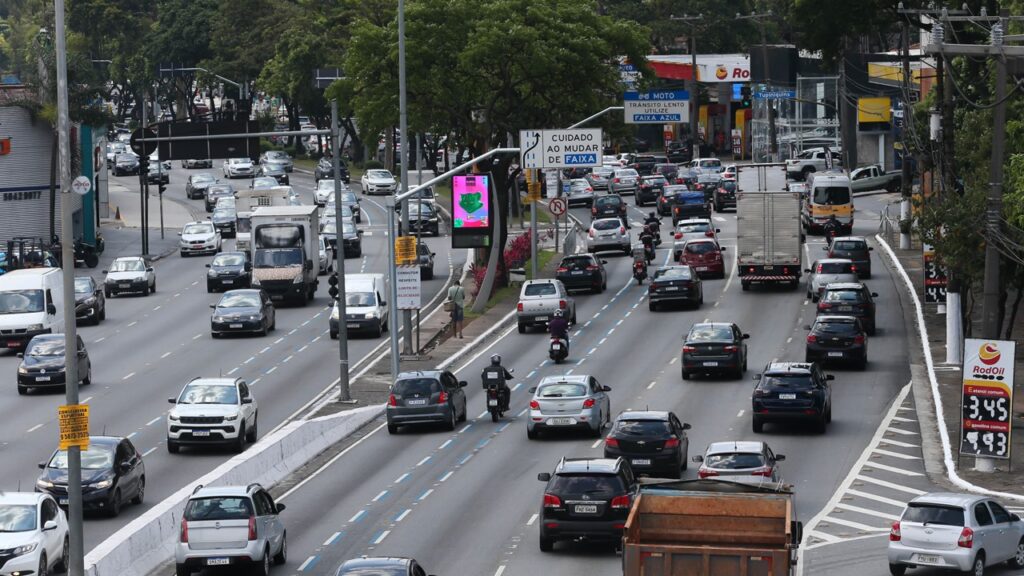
[176,484,286,576]
[315,179,336,206]
[167,378,257,454]
[0,492,69,576]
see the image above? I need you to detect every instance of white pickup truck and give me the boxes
[785,148,843,180]
[516,279,576,333]
[849,164,901,193]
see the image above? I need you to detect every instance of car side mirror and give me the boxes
[177,232,182,236]
[753,374,762,381]
[47,304,56,315]
[868,247,874,251]
[528,387,537,394]
[120,461,131,472]
[380,300,386,306]
[601,385,612,392]
[146,267,154,272]
[804,268,812,273]
[871,292,879,297]
[245,263,252,271]
[168,397,176,404]
[1012,513,1021,522]
[822,246,828,251]
[276,503,286,513]
[242,397,254,404]
[357,230,364,235]
[601,260,607,264]
[691,455,703,463]
[682,423,692,430]
[38,461,46,469]
[43,520,58,531]
[715,228,721,233]
[537,472,551,482]
[205,264,211,268]
[16,352,23,358]
[742,334,750,339]
[209,304,216,309]
[826,375,835,381]
[775,454,786,461]
[459,381,468,388]
[719,247,726,251]
[101,270,107,274]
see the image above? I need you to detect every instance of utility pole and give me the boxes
[670,15,703,154]
[398,0,413,356]
[737,11,777,161]
[331,100,353,402]
[54,3,84,575]
[899,20,913,251]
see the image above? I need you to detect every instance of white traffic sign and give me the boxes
[543,169,559,199]
[71,175,92,196]
[520,129,602,169]
[395,266,421,310]
[548,198,567,216]
[624,91,690,124]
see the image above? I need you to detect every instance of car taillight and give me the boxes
[248,516,257,540]
[850,264,857,272]
[438,390,448,403]
[748,267,755,273]
[817,302,827,311]
[582,398,595,408]
[753,388,768,397]
[682,345,696,353]
[610,495,631,509]
[958,527,974,548]
[619,226,625,234]
[698,469,719,479]
[807,334,817,343]
[559,300,567,309]
[723,345,738,352]
[543,494,561,508]
[614,178,620,183]
[529,400,540,410]
[586,264,600,271]
[588,230,595,238]
[556,267,568,273]
[889,521,901,541]
[388,394,398,406]
[664,437,680,448]
[591,207,597,215]
[750,467,774,477]
[705,230,714,237]
[675,232,682,239]
[180,518,189,543]
[517,302,524,312]
[605,437,619,447]
[854,335,865,344]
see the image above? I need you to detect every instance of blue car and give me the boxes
[671,190,712,224]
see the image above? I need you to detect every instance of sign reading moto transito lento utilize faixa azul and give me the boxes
[520,129,602,169]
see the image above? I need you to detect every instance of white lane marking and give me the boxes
[417,456,432,467]
[477,410,489,419]
[590,439,603,448]
[323,532,342,546]
[845,488,907,508]
[348,510,367,523]
[192,333,201,340]
[860,460,922,478]
[288,329,298,335]
[439,471,454,482]
[122,372,135,380]
[713,216,726,222]
[395,508,412,522]
[418,488,434,501]
[227,367,239,375]
[871,448,921,460]
[458,424,473,434]
[439,439,453,450]
[298,344,309,352]
[736,409,745,418]
[283,355,294,363]
[891,415,916,423]
[26,423,43,433]
[279,422,387,500]
[260,347,271,354]
[81,396,92,404]
[274,337,284,344]
[160,351,171,359]
[266,366,278,374]
[670,357,677,364]
[647,381,656,390]
[834,502,901,522]
[878,438,919,449]
[371,490,388,502]
[821,515,889,532]
[146,416,161,426]
[127,321,137,327]
[884,426,919,436]
[786,336,793,343]
[174,293,181,298]
[153,306,161,311]
[806,530,842,543]
[527,513,539,526]
[494,566,506,576]
[372,530,390,545]
[395,473,411,483]
[127,432,137,439]
[95,337,105,343]
[298,556,317,571]
[251,378,261,385]
[244,357,255,364]
[142,446,158,457]
[599,337,608,345]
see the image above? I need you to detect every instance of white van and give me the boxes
[329,273,389,338]
[0,268,65,350]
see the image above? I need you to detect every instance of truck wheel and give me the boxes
[741,281,750,291]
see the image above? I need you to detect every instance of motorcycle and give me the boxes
[486,369,513,422]
[633,259,648,285]
[73,241,101,268]
[645,220,662,245]
[549,337,568,364]
[823,222,840,244]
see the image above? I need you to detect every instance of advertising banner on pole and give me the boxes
[451,174,491,248]
[959,338,1015,459]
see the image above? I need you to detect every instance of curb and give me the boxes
[875,233,1024,502]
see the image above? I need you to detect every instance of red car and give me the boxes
[678,239,726,279]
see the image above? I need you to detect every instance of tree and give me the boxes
[147,0,218,119]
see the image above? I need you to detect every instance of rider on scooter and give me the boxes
[548,309,570,355]
[823,214,841,242]
[644,211,661,242]
[481,354,513,412]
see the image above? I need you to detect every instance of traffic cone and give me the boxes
[114,206,121,221]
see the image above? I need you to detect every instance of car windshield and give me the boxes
[814,321,859,335]
[410,204,433,217]
[570,180,589,190]
[823,290,865,303]
[537,383,587,398]
[524,283,556,296]
[699,159,721,168]
[316,180,335,191]
[705,452,766,469]
[595,196,620,207]
[338,569,407,576]
[213,209,234,220]
[0,504,36,532]
[184,497,254,521]
[74,277,93,293]
[902,504,965,527]
[267,151,288,159]
[687,325,733,342]
[367,170,392,179]
[208,186,233,196]
[685,242,717,255]
[26,337,63,356]
[194,174,215,183]
[50,445,114,470]
[592,220,620,231]
[818,261,855,274]
[184,223,214,235]
[346,292,376,307]
[213,253,246,267]
[614,419,671,435]
[110,259,145,272]
[615,169,638,178]
[654,267,692,280]
[229,158,249,165]
[677,223,710,234]
[595,167,615,177]
[218,292,260,308]
[560,257,593,269]
[643,176,668,185]
[0,290,44,314]
[252,177,277,188]
[761,374,815,389]
[342,222,356,234]
[321,221,337,234]
[549,474,623,498]
[393,378,440,396]
[831,241,865,252]
[341,192,357,203]
[254,249,302,267]
[813,186,851,205]
[178,384,238,404]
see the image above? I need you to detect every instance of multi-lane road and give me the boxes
[0,164,464,550]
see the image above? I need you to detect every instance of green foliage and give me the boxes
[791,0,898,63]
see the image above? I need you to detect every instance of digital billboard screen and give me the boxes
[452,175,490,231]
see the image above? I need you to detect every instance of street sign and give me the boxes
[396,266,421,310]
[130,127,158,156]
[960,339,1015,460]
[753,90,796,100]
[71,175,92,196]
[543,169,559,199]
[549,197,567,216]
[624,91,690,124]
[520,129,602,169]
[394,236,416,265]
[619,63,640,86]
[58,404,89,450]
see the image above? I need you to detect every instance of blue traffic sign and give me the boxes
[753,90,795,100]
[632,114,682,122]
[564,154,598,165]
[624,90,689,101]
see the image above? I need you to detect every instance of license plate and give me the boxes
[664,286,679,291]
[229,323,243,329]
[270,295,283,301]
[779,393,797,400]
[571,271,584,275]
[488,399,499,406]
[696,266,708,271]
[222,280,233,285]
[703,361,718,367]
[838,306,853,312]
[347,323,359,328]
[764,265,775,270]
[407,399,427,406]
[827,351,844,357]
[915,555,941,564]
[8,341,19,347]
[536,316,548,322]
[548,417,576,426]
[632,459,652,466]
[192,430,210,437]
[36,376,51,382]
[59,498,68,505]
[120,283,130,288]
[574,505,598,514]
[207,558,230,566]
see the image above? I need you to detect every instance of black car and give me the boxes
[630,154,657,176]
[603,411,691,479]
[386,370,469,433]
[751,362,833,434]
[112,153,139,176]
[403,202,439,236]
[591,194,627,221]
[555,254,607,294]
[205,251,251,292]
[335,557,434,576]
[537,457,636,551]
[17,334,91,394]
[666,141,691,163]
[204,183,235,213]
[211,207,237,238]
[417,242,435,280]
[681,322,749,380]
[817,282,878,335]
[73,276,106,324]
[257,163,289,185]
[185,173,216,200]
[322,219,363,258]
[210,289,276,337]
[314,156,351,183]
[648,265,703,310]
[36,435,145,517]
[657,185,689,216]
[805,315,868,369]
[146,163,169,185]
[652,163,678,182]
[637,175,668,206]
[713,180,737,212]
[826,236,873,278]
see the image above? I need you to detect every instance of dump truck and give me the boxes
[623,479,802,576]
[736,163,803,291]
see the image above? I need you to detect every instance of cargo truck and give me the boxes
[235,186,295,253]
[250,205,319,304]
[736,164,803,291]
[623,479,802,576]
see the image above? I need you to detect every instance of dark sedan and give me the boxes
[17,334,91,394]
[652,163,679,182]
[555,254,607,294]
[74,276,106,324]
[636,175,668,206]
[210,289,276,337]
[335,557,434,576]
[204,183,235,213]
[185,173,216,200]
[211,207,236,238]
[146,163,169,185]
[417,242,435,280]
[257,163,289,185]
[36,436,145,517]
[681,322,749,380]
[403,202,439,236]
[603,411,690,479]
[591,194,627,221]
[112,154,139,176]
[314,156,351,183]
[713,180,737,212]
[751,362,833,433]
[648,265,702,310]
[817,282,878,335]
[805,315,868,369]
[205,252,251,292]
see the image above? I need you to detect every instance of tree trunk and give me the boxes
[342,116,361,162]
[1005,288,1023,340]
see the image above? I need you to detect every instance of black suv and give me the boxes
[713,180,737,212]
[537,457,636,551]
[555,254,607,294]
[603,411,691,479]
[314,156,351,183]
[751,362,833,434]
[630,155,657,175]
[637,175,669,206]
[681,322,749,380]
[806,315,868,368]
[826,236,873,278]
[591,194,627,221]
[817,282,878,335]
[657,185,688,216]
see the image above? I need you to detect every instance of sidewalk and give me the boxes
[108,181,202,229]
[884,237,1023,494]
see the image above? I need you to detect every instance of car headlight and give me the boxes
[26,324,43,331]
[208,270,217,277]
[84,296,97,305]
[168,413,179,421]
[293,275,304,283]
[248,315,261,321]
[36,479,53,489]
[91,478,113,489]
[18,366,28,374]
[224,414,239,421]
[364,312,377,319]
[212,315,224,322]
[11,542,37,556]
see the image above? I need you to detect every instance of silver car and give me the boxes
[176,484,286,576]
[585,166,615,191]
[888,493,1024,575]
[691,440,784,482]
[805,258,858,301]
[566,178,595,207]
[672,218,719,260]
[610,168,640,195]
[586,218,631,255]
[526,375,611,439]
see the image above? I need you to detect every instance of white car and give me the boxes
[361,169,398,195]
[672,218,719,260]
[315,179,338,206]
[103,256,156,297]
[179,221,222,257]
[166,377,258,453]
[148,150,172,171]
[0,492,69,576]
[318,236,334,275]
[223,157,255,179]
[586,217,631,255]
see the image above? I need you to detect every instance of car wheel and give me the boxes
[969,552,984,576]
[681,369,690,380]
[527,427,538,440]
[330,331,338,339]
[107,488,121,517]
[207,282,215,293]
[387,421,398,434]
[247,415,258,442]
[167,440,180,454]
[539,535,554,552]
[273,532,287,565]
[1010,538,1024,568]
[142,284,150,296]
[82,368,91,386]
[57,536,69,572]
[234,424,247,453]
[827,405,833,423]
[254,546,271,576]
[752,417,764,433]
[38,553,48,576]
[176,564,192,576]
[131,476,145,505]
[816,415,828,434]
[259,321,268,337]
[518,323,526,334]
[649,302,657,311]
[741,281,750,291]
[99,304,106,321]
[446,408,457,431]
[888,564,907,576]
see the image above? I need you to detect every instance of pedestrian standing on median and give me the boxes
[447,280,465,339]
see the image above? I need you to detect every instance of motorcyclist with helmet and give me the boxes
[548,309,570,355]
[639,225,656,263]
[482,354,513,412]
[644,211,661,244]
[823,214,841,242]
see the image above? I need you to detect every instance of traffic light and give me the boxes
[158,181,167,194]
[328,273,339,299]
[740,86,752,108]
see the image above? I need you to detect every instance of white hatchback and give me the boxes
[0,492,69,576]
